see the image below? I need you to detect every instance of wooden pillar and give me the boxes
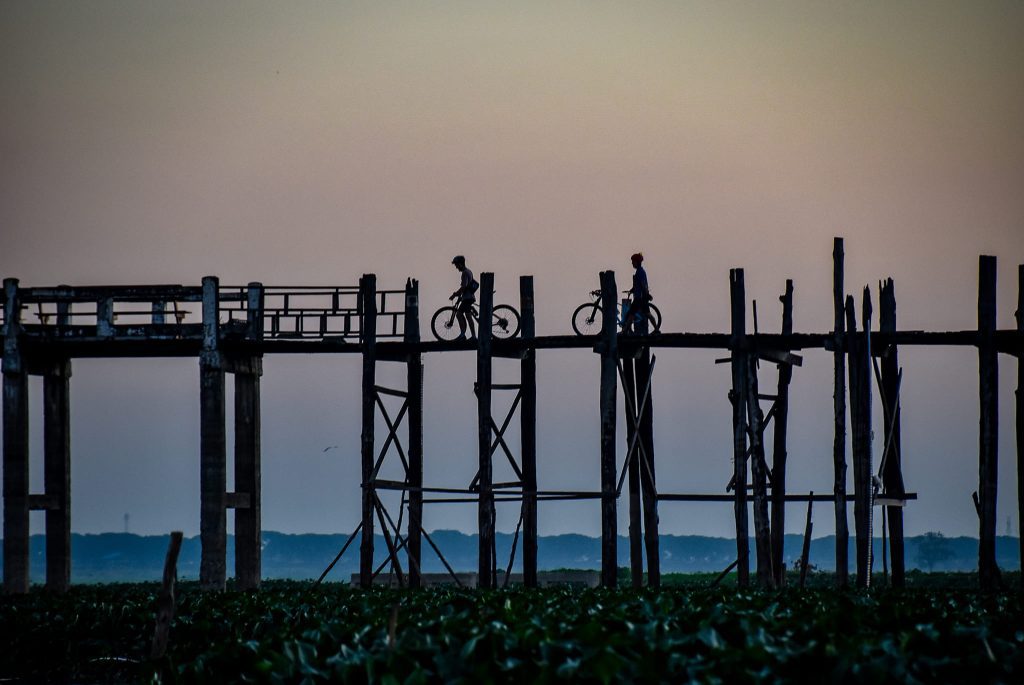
[519,276,538,588]
[44,359,72,592]
[636,346,659,587]
[977,255,998,590]
[846,289,873,588]
[199,276,227,591]
[598,271,619,588]
[1016,264,1023,589]
[832,238,849,587]
[3,278,30,594]
[477,272,496,589]
[879,278,906,587]
[359,274,377,588]
[747,351,774,588]
[770,280,794,587]
[623,351,643,588]
[234,283,263,590]
[729,268,750,587]
[405,278,424,589]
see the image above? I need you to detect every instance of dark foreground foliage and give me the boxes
[3,578,1023,683]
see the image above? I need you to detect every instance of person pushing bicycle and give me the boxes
[450,255,479,339]
[621,252,652,334]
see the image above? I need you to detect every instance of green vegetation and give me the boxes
[3,578,1022,683]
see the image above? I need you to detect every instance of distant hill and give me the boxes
[2,531,1018,583]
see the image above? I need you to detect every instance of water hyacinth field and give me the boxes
[3,577,1023,683]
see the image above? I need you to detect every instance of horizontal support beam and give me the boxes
[658,493,917,503]
[27,494,61,511]
[225,492,252,509]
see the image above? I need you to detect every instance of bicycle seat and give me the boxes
[590,290,602,297]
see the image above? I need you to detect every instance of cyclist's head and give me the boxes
[631,252,644,267]
[452,255,466,268]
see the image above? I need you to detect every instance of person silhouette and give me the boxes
[621,252,651,334]
[450,255,478,339]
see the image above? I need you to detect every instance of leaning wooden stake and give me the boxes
[799,495,813,588]
[977,256,999,590]
[878,278,906,588]
[729,268,750,587]
[832,238,849,588]
[598,270,619,588]
[623,352,643,588]
[770,280,794,588]
[151,531,184,660]
[636,345,660,587]
[746,349,774,588]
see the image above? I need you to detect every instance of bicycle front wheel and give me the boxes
[490,305,520,339]
[431,306,465,341]
[649,303,662,332]
[571,302,602,336]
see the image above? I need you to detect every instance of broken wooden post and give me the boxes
[405,278,424,589]
[832,238,849,588]
[770,279,793,587]
[477,272,496,589]
[622,350,643,588]
[151,531,184,659]
[746,348,774,588]
[233,282,263,591]
[44,358,72,593]
[729,268,750,587]
[847,289,873,589]
[3,278,30,594]
[977,255,999,590]
[879,278,906,588]
[359,274,378,589]
[1017,264,1023,588]
[636,345,660,587]
[199,276,227,591]
[520,276,538,588]
[799,494,813,588]
[598,270,619,588]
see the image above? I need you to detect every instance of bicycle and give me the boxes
[571,290,662,336]
[431,297,521,341]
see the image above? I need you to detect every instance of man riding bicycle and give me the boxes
[450,255,479,339]
[621,252,652,334]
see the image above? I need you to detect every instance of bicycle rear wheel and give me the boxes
[431,306,465,341]
[649,303,662,332]
[571,302,602,336]
[491,305,520,339]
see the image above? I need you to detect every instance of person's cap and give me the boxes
[452,255,466,265]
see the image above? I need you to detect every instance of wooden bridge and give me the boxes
[2,238,1021,593]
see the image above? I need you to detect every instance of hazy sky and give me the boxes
[2,1,1022,544]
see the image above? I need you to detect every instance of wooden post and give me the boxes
[623,350,643,588]
[636,348,660,587]
[234,363,261,590]
[599,271,619,588]
[847,289,873,588]
[44,359,72,592]
[151,531,183,659]
[747,351,774,588]
[832,238,849,587]
[359,274,377,588]
[405,278,424,589]
[3,278,30,594]
[799,494,813,588]
[879,278,906,587]
[729,268,750,587]
[519,276,538,588]
[199,276,227,591]
[770,280,794,587]
[1016,264,1023,589]
[977,255,998,590]
[477,272,496,589]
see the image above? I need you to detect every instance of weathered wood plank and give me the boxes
[879,278,906,587]
[599,271,619,588]
[359,274,377,589]
[832,238,849,588]
[771,279,793,587]
[405,278,424,589]
[977,255,999,590]
[520,276,538,588]
[234,365,261,589]
[44,359,72,592]
[477,272,496,589]
[199,276,227,592]
[729,268,750,588]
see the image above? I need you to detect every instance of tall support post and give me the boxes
[234,283,264,591]
[44,359,72,592]
[476,272,496,589]
[1016,264,1023,588]
[636,328,660,587]
[879,278,906,587]
[598,271,619,588]
[729,269,750,587]
[199,276,227,591]
[622,347,643,588]
[770,280,794,587]
[832,238,849,587]
[519,276,539,588]
[359,274,378,588]
[405,278,424,589]
[747,350,774,588]
[846,290,873,588]
[3,278,30,594]
[977,256,999,590]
